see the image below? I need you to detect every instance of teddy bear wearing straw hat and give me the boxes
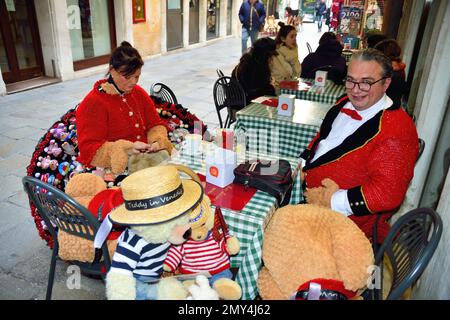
[105,164,204,300]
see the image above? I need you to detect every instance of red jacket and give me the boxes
[76,80,165,166]
[301,95,418,242]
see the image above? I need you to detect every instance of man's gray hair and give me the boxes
[350,48,393,79]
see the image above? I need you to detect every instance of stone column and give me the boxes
[161,0,168,53]
[114,0,133,45]
[183,0,190,47]
[0,70,6,96]
[199,0,207,43]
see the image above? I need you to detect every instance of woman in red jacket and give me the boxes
[76,41,172,174]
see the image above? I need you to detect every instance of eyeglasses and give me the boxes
[345,77,387,92]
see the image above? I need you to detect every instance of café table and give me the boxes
[169,144,303,300]
[234,98,331,159]
[280,78,345,104]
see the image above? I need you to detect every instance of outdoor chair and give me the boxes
[22,176,112,300]
[150,82,178,105]
[306,42,312,53]
[364,207,442,300]
[213,76,247,128]
[417,138,425,162]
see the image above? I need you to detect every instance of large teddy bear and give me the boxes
[257,204,374,300]
[163,196,242,300]
[105,164,204,300]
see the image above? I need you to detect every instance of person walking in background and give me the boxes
[315,0,327,32]
[374,39,407,108]
[271,22,301,92]
[239,0,266,54]
[301,32,347,84]
[232,37,277,104]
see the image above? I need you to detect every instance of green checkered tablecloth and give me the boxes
[281,78,346,104]
[235,101,326,159]
[170,147,303,300]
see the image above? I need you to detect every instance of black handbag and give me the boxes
[233,159,293,206]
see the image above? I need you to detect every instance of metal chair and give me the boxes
[306,42,312,53]
[216,69,225,78]
[417,138,425,162]
[366,207,442,300]
[22,176,112,300]
[213,76,247,128]
[150,82,178,105]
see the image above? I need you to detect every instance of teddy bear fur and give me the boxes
[105,215,192,300]
[163,196,242,300]
[58,173,119,262]
[257,204,374,300]
[127,150,171,174]
[89,124,173,175]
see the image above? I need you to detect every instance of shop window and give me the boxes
[66,0,116,70]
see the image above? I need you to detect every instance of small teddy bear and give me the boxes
[44,140,62,157]
[163,196,242,300]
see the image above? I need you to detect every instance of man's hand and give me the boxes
[304,178,339,208]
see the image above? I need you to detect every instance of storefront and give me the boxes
[0,0,240,95]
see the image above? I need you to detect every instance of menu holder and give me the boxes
[261,98,279,107]
[197,174,257,212]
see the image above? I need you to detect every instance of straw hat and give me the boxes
[109,165,203,225]
[189,195,212,228]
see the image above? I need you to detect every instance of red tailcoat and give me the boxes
[301,96,419,242]
[76,80,165,166]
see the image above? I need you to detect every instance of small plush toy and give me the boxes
[163,196,242,300]
[187,275,220,300]
[105,165,204,300]
[257,204,374,300]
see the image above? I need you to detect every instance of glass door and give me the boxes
[189,0,199,44]
[207,0,220,40]
[167,0,183,50]
[66,0,116,71]
[0,0,44,84]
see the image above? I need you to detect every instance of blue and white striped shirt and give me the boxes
[110,229,170,279]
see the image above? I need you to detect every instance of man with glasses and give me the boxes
[300,49,418,244]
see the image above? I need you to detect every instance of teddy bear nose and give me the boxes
[183,228,192,240]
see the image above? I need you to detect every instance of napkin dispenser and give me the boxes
[205,147,237,188]
[314,70,328,87]
[277,94,295,117]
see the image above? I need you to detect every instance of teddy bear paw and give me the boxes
[213,278,242,300]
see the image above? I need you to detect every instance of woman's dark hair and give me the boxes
[374,39,402,63]
[275,22,296,46]
[109,41,143,77]
[234,37,277,78]
[319,32,337,45]
[366,34,388,48]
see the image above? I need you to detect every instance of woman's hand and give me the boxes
[128,141,152,155]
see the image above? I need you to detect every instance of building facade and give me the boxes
[0,0,240,95]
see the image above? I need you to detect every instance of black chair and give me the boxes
[417,138,425,162]
[306,42,312,53]
[216,69,225,78]
[22,176,112,300]
[366,208,442,300]
[150,82,178,105]
[213,76,247,128]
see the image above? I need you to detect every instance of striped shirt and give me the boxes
[110,229,170,279]
[164,232,231,275]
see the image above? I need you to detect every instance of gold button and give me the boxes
[129,111,133,116]
[137,135,141,139]
[135,123,139,128]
